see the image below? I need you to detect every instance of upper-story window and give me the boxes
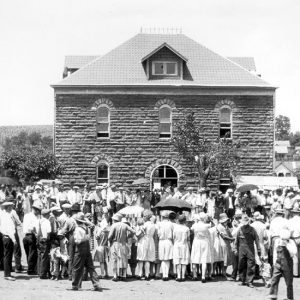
[159,105,172,138]
[97,163,109,184]
[97,105,110,138]
[152,61,178,76]
[219,106,232,138]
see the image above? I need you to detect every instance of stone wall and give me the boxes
[55,94,274,188]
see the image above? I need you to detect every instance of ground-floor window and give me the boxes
[97,164,109,184]
[151,164,178,190]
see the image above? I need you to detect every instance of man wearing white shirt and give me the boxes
[0,184,6,202]
[37,208,51,279]
[0,201,17,280]
[23,200,42,275]
[68,186,82,205]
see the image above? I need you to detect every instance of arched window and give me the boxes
[159,105,172,138]
[97,106,110,138]
[97,163,109,184]
[151,165,178,189]
[219,106,232,138]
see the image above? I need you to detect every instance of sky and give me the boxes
[1,0,300,130]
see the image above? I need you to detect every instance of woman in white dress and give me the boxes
[173,215,190,281]
[157,211,174,280]
[191,212,212,282]
[136,210,156,280]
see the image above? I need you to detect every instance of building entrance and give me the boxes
[151,165,178,190]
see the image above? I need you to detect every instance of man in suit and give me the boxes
[224,188,236,220]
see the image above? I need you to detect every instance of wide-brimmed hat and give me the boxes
[61,203,72,209]
[187,187,193,191]
[51,206,62,213]
[41,208,50,215]
[227,188,233,193]
[112,213,122,222]
[74,212,87,223]
[32,200,43,211]
[1,201,14,207]
[34,185,42,191]
[219,213,229,223]
[241,215,250,225]
[73,186,80,190]
[71,203,81,212]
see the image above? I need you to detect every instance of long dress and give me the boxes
[216,223,233,267]
[157,220,174,261]
[137,221,156,262]
[191,222,212,264]
[173,224,190,265]
[94,224,110,263]
[108,222,134,269]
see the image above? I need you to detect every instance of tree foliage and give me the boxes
[0,131,62,183]
[172,113,246,187]
[3,131,53,150]
[275,115,291,141]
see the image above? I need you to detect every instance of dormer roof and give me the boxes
[141,42,188,63]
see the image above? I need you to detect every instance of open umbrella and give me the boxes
[0,177,18,185]
[236,184,259,193]
[132,178,149,186]
[118,206,144,218]
[155,197,192,212]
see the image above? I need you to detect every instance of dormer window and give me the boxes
[152,61,178,76]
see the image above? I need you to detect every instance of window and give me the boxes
[153,61,178,76]
[97,164,109,184]
[97,106,110,138]
[159,106,172,138]
[219,106,232,138]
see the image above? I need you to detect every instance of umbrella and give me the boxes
[236,184,259,193]
[132,178,149,186]
[118,206,145,218]
[155,197,192,212]
[0,177,18,185]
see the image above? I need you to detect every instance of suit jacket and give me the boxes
[224,195,236,210]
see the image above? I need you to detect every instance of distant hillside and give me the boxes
[0,125,53,145]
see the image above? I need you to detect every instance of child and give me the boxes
[93,215,111,279]
[50,233,69,280]
[259,257,271,288]
[269,229,297,300]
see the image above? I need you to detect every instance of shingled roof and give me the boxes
[53,33,273,88]
[227,57,256,72]
[64,55,99,70]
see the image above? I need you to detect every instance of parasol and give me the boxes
[118,205,145,218]
[236,184,259,193]
[131,178,149,186]
[0,177,18,185]
[155,197,192,212]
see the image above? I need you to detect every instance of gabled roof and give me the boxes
[141,42,188,62]
[53,33,274,88]
[227,57,256,72]
[275,146,289,154]
[64,55,100,70]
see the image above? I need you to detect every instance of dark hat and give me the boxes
[71,203,81,212]
[178,215,186,224]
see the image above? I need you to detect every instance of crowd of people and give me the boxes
[0,181,299,299]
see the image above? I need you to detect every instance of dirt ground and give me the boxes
[1,229,299,300]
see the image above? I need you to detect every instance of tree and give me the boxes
[1,146,63,183]
[289,131,300,147]
[172,113,245,187]
[275,115,291,140]
[3,131,53,151]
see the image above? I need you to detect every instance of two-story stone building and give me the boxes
[51,32,276,190]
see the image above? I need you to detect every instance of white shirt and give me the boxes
[0,190,6,201]
[68,190,82,205]
[23,212,39,234]
[0,209,16,243]
[36,217,51,239]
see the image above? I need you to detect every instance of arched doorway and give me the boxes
[151,165,178,190]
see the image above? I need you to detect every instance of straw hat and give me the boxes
[74,212,87,224]
[61,203,72,209]
[219,213,229,223]
[161,211,170,218]
[241,215,250,225]
[112,214,122,222]
[253,211,263,220]
[1,201,14,207]
[121,217,130,225]
[41,209,50,215]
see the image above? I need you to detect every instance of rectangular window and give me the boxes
[97,165,109,184]
[219,107,232,138]
[97,106,110,138]
[159,106,172,138]
[153,61,178,76]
